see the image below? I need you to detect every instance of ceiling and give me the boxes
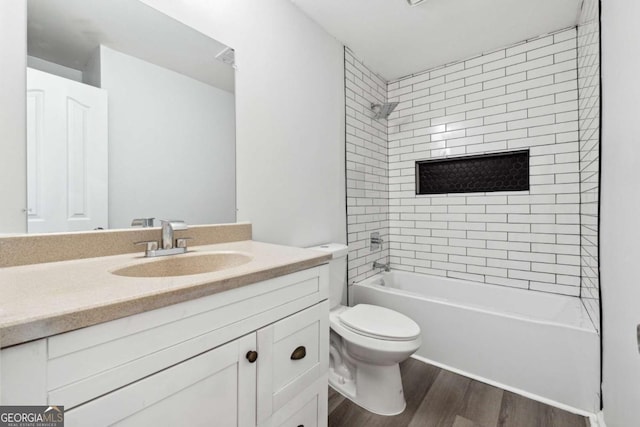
[27,0,234,92]
[291,0,582,81]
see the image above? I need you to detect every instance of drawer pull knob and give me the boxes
[298,425,304,427]
[291,346,306,360]
[246,350,258,363]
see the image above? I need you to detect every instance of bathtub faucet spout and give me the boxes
[373,260,391,272]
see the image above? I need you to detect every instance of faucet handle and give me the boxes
[175,237,193,249]
[135,240,159,252]
[131,217,155,227]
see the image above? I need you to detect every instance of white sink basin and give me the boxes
[111,252,253,278]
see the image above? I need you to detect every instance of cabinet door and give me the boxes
[65,333,257,427]
[257,301,329,423]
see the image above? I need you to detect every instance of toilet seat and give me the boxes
[330,311,421,355]
[338,304,420,341]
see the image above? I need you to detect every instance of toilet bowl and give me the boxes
[329,304,421,415]
[308,244,422,416]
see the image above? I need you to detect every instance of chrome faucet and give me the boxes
[135,219,191,257]
[373,260,391,272]
[161,220,188,249]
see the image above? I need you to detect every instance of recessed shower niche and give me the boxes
[415,150,530,195]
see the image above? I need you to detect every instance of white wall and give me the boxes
[98,46,236,228]
[83,48,101,88]
[0,1,27,234]
[138,0,346,248]
[27,56,83,82]
[601,0,640,425]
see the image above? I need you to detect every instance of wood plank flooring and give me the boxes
[328,358,589,427]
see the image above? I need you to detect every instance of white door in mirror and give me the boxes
[26,68,108,233]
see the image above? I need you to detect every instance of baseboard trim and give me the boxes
[590,411,606,427]
[410,354,597,419]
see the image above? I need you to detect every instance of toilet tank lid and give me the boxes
[307,243,348,259]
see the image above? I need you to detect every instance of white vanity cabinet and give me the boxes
[0,265,329,427]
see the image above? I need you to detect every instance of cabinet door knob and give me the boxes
[246,350,258,363]
[290,346,306,360]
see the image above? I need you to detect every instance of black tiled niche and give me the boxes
[415,150,529,195]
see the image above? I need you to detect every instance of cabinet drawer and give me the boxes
[257,301,329,422]
[273,314,320,392]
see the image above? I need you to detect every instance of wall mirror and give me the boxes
[24,0,236,234]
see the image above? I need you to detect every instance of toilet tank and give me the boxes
[307,243,348,309]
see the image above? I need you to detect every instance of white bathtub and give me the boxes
[351,270,600,414]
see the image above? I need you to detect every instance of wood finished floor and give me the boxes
[328,358,589,427]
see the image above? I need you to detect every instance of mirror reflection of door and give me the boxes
[27,67,108,233]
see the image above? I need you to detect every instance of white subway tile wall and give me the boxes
[345,25,600,313]
[578,0,601,332]
[385,27,582,296]
[345,48,390,284]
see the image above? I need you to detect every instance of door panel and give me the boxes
[26,68,108,233]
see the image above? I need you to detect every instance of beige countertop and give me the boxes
[0,240,330,348]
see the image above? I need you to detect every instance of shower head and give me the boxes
[371,102,399,120]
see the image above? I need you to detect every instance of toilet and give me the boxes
[309,243,421,416]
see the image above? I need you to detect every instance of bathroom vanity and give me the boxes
[0,228,331,427]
